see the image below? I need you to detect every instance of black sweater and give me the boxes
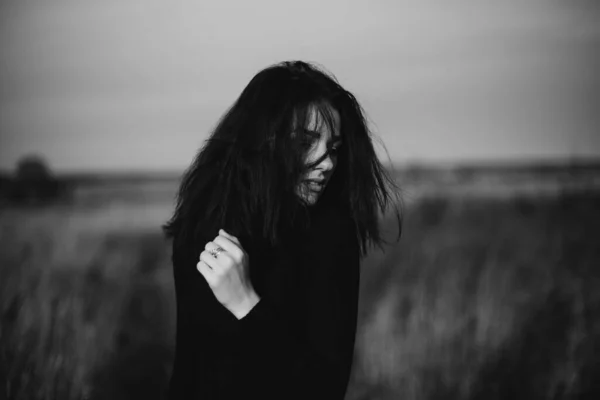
[167,198,361,400]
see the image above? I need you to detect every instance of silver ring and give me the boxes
[209,246,225,259]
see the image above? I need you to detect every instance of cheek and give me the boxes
[303,148,319,164]
[302,153,314,165]
[301,155,318,173]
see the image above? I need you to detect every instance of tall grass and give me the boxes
[351,190,600,399]
[0,204,175,400]
[1,190,599,400]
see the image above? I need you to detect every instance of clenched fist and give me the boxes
[197,229,260,319]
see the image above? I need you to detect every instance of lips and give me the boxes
[305,179,325,191]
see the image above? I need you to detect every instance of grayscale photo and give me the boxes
[1,1,599,399]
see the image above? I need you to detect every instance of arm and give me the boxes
[168,232,245,399]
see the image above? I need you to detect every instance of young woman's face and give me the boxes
[295,106,342,206]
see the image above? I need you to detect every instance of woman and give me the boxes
[163,60,402,400]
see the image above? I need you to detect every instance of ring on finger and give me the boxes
[209,246,225,259]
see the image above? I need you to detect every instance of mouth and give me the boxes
[304,179,326,192]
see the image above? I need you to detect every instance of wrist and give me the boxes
[230,291,260,320]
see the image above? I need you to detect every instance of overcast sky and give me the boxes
[1,0,599,172]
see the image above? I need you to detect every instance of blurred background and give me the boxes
[1,1,599,399]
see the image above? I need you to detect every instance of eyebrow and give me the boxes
[301,128,342,143]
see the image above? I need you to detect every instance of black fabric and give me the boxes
[167,198,360,400]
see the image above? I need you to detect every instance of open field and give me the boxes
[1,167,599,399]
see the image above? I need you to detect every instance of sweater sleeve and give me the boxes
[236,212,361,399]
[168,227,249,399]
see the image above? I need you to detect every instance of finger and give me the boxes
[197,260,216,285]
[199,250,222,272]
[219,229,241,246]
[212,235,241,257]
[204,241,225,256]
[204,241,233,267]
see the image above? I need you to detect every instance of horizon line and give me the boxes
[1,155,599,179]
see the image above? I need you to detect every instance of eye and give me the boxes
[301,140,315,150]
[329,143,342,154]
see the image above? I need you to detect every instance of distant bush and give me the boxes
[1,155,70,207]
[0,173,12,206]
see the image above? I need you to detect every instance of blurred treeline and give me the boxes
[0,156,71,207]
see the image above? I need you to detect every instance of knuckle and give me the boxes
[228,249,241,261]
[235,254,245,265]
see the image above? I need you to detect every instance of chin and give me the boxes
[299,192,320,206]
[296,184,324,206]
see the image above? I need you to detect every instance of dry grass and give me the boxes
[1,190,599,400]
[350,190,600,400]
[0,203,175,400]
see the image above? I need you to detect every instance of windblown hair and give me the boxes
[162,60,402,258]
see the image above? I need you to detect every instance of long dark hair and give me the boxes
[162,60,402,258]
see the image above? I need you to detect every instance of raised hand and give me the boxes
[197,229,260,319]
